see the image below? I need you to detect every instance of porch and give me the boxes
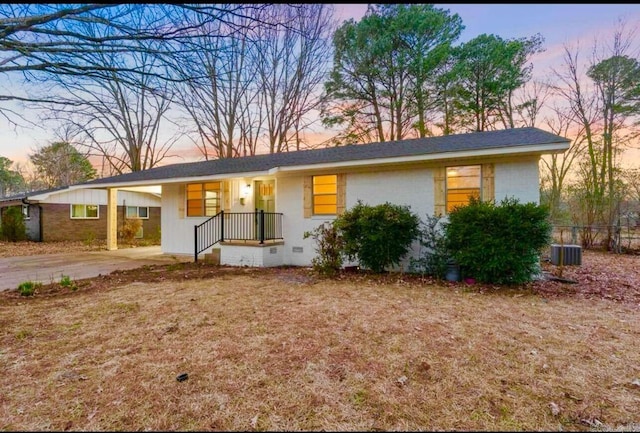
[194,210,285,265]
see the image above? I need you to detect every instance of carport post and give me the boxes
[106,187,118,251]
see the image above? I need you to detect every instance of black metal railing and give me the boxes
[194,211,224,262]
[194,210,283,262]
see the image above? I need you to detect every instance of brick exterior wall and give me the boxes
[40,203,161,242]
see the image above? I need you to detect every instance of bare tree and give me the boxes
[172,10,260,160]
[539,104,587,222]
[0,4,276,169]
[37,43,179,174]
[551,21,640,250]
[173,4,335,159]
[513,79,552,127]
[251,4,335,153]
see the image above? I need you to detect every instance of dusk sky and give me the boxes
[2,4,640,167]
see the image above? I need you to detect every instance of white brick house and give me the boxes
[72,127,570,267]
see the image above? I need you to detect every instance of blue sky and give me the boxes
[3,4,640,166]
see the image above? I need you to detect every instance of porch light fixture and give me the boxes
[240,183,251,205]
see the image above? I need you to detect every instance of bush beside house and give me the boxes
[308,198,552,285]
[446,197,552,284]
[0,206,27,242]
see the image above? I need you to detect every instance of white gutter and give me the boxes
[65,170,271,191]
[268,141,569,174]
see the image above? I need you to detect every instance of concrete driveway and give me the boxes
[0,246,193,291]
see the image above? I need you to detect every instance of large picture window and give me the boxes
[187,182,221,217]
[446,165,481,212]
[70,204,99,219]
[312,175,337,215]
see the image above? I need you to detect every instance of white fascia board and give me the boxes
[268,142,570,174]
[26,192,52,201]
[65,170,271,190]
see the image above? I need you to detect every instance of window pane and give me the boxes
[314,195,336,205]
[314,204,337,214]
[448,176,481,189]
[187,201,202,216]
[71,204,84,218]
[446,165,481,212]
[138,207,148,218]
[313,183,337,194]
[313,175,337,185]
[312,175,337,215]
[187,184,202,200]
[447,165,480,179]
[187,190,202,200]
[86,205,98,218]
[126,206,137,218]
[187,182,221,217]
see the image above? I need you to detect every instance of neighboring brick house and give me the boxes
[0,186,161,242]
[74,127,571,267]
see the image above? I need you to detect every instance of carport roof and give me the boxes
[0,186,69,204]
[80,127,569,187]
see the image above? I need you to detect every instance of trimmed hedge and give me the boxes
[334,201,420,273]
[446,197,551,284]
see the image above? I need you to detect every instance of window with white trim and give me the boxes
[126,206,149,219]
[70,204,99,219]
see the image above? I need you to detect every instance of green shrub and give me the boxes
[17,281,42,296]
[334,201,420,273]
[304,222,344,276]
[60,274,77,291]
[1,206,27,242]
[446,196,552,285]
[410,213,450,279]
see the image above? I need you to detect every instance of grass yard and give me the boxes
[1,258,639,431]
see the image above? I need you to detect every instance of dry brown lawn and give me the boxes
[1,249,639,431]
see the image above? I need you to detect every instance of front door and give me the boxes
[254,180,275,240]
[254,180,275,213]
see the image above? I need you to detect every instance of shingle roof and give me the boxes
[0,186,69,204]
[82,127,569,186]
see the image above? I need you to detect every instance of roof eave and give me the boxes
[270,141,569,174]
[70,169,272,190]
[69,141,569,189]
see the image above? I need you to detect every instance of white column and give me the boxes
[106,187,118,250]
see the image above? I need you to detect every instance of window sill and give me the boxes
[311,215,336,221]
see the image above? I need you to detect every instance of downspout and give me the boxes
[21,197,42,242]
[122,199,126,240]
[38,205,43,242]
